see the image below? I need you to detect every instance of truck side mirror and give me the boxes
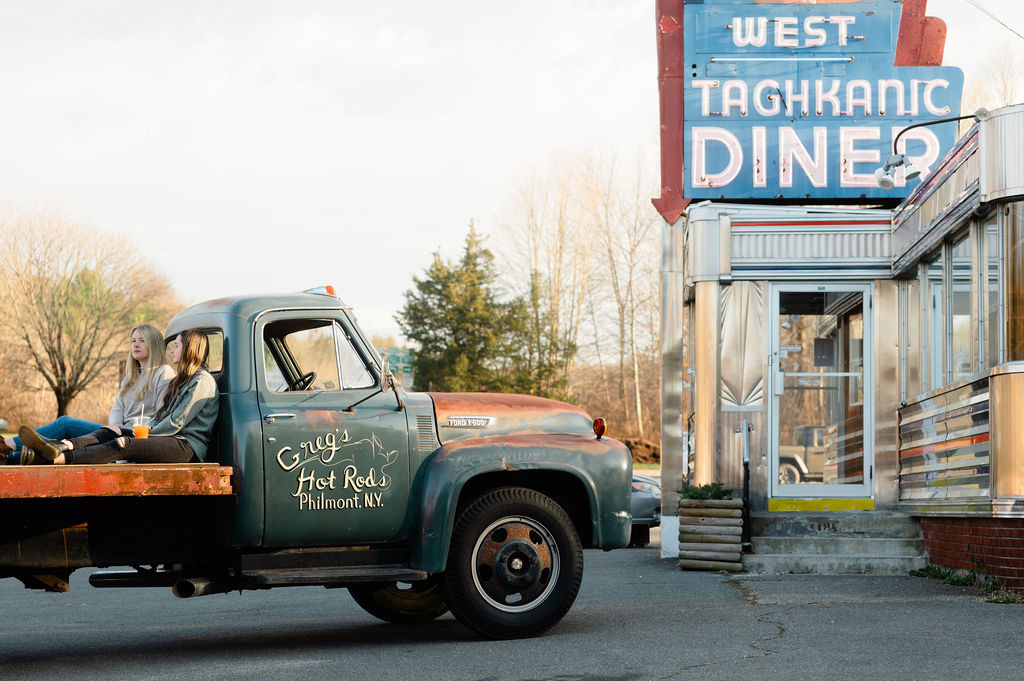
[380,357,404,411]
[343,356,405,413]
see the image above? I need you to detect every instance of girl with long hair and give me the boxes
[15,328,219,465]
[1,324,175,465]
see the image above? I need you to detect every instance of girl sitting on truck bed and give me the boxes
[0,324,175,465]
[15,328,218,466]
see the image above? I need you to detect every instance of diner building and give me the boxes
[661,105,1024,587]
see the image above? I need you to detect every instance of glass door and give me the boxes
[770,284,873,498]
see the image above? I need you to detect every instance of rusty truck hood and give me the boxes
[428,392,594,445]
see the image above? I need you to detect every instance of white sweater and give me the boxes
[108,365,176,427]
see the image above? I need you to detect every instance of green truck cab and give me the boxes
[0,290,632,639]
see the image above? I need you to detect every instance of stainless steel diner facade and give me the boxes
[661,105,1024,586]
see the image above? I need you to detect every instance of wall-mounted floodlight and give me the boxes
[874,154,919,190]
[874,109,988,189]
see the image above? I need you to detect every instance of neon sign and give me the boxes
[653,0,964,216]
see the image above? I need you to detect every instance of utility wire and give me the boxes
[965,0,1024,42]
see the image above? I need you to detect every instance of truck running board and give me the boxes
[90,565,429,596]
[241,566,430,587]
[172,567,431,598]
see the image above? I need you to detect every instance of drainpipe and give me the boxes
[740,419,752,553]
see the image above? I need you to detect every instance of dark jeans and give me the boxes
[65,428,196,465]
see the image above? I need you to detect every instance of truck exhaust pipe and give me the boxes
[172,577,234,598]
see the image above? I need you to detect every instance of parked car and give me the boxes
[629,474,661,547]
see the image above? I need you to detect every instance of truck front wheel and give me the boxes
[442,487,583,639]
[348,579,448,623]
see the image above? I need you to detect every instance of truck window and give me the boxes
[262,341,288,391]
[334,323,374,389]
[262,319,375,392]
[205,330,224,373]
[264,320,341,392]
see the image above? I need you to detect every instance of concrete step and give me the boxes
[742,511,927,575]
[749,511,922,538]
[751,536,924,557]
[742,553,927,575]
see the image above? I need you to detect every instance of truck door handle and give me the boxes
[264,413,296,423]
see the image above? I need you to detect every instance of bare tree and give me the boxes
[497,153,661,445]
[583,157,660,438]
[960,42,1024,134]
[0,210,177,418]
[980,46,1024,108]
[498,157,595,394]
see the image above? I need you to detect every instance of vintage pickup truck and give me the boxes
[0,288,632,639]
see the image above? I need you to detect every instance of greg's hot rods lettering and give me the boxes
[276,428,397,511]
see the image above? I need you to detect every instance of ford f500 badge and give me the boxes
[445,416,495,428]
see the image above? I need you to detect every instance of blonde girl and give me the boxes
[109,324,176,426]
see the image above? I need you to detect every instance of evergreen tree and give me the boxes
[397,224,570,397]
[505,269,570,400]
[397,225,510,392]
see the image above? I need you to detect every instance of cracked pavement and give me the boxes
[0,545,1021,681]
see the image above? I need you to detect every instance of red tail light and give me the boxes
[593,417,606,440]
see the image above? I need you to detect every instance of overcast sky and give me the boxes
[0,1,1022,340]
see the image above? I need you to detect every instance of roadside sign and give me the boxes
[653,0,965,215]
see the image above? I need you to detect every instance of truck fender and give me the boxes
[410,434,631,574]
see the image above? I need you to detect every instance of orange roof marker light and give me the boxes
[593,417,606,440]
[304,285,337,297]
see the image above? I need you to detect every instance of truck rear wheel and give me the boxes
[442,487,583,639]
[348,579,448,623]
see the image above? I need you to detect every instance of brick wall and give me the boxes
[920,517,1024,591]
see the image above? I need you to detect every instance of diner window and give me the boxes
[985,215,1000,368]
[923,252,944,391]
[899,277,922,403]
[950,233,972,380]
[1006,203,1024,361]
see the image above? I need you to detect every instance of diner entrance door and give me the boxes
[769,284,874,500]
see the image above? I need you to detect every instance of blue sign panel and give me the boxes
[682,0,964,201]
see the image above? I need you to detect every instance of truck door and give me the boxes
[256,312,410,546]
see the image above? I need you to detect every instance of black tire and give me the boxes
[348,579,448,623]
[442,487,583,639]
[629,524,650,547]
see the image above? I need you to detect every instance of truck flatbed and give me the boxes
[0,464,233,498]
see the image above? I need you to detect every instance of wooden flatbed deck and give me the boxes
[0,464,233,498]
